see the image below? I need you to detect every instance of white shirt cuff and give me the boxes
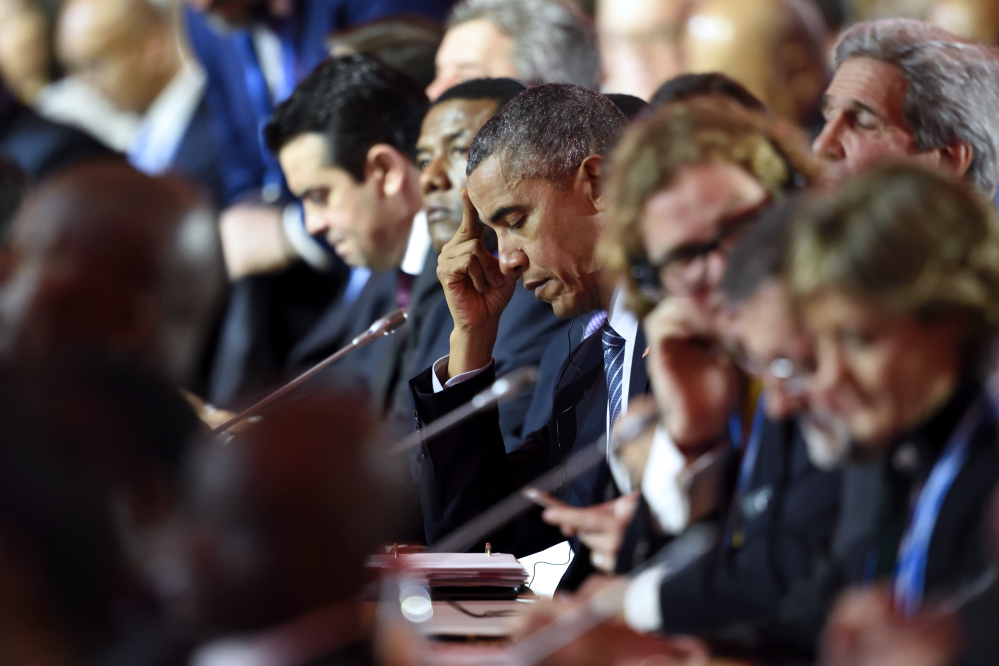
[430,355,494,393]
[282,203,332,271]
[641,425,691,536]
[623,563,669,633]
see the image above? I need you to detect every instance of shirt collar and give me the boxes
[400,210,430,276]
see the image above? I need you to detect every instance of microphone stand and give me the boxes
[389,365,540,455]
[211,309,408,436]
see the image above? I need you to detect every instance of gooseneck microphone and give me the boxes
[388,365,540,456]
[210,309,408,436]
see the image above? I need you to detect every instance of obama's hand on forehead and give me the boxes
[439,189,518,379]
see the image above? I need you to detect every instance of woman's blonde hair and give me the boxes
[603,99,818,315]
[788,163,999,369]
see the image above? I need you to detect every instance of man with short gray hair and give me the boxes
[425,0,600,100]
[814,18,999,195]
[410,84,631,589]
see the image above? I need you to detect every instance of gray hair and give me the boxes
[467,84,627,187]
[449,0,601,90]
[835,19,999,195]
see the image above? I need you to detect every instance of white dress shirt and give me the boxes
[128,62,207,175]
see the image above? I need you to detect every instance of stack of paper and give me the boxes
[369,552,528,588]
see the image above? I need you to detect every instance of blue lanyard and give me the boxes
[729,397,767,498]
[892,393,995,616]
[724,397,767,547]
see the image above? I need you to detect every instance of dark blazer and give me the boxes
[168,96,225,205]
[712,383,999,662]
[184,0,455,205]
[284,268,399,408]
[411,321,649,587]
[0,95,116,183]
[643,418,843,636]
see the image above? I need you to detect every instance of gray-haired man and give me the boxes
[814,18,999,195]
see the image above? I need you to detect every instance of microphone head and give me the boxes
[491,366,539,399]
[369,309,408,337]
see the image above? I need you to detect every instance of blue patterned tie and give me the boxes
[602,324,627,428]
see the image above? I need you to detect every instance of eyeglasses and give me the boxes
[736,354,812,396]
[629,199,771,304]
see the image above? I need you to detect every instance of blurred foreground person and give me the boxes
[595,0,690,100]
[0,161,225,390]
[814,19,999,195]
[426,0,600,100]
[790,165,999,661]
[0,379,126,666]
[183,392,399,666]
[682,0,828,129]
[56,0,225,202]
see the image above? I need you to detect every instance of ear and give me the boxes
[939,140,974,180]
[364,144,410,198]
[575,154,606,212]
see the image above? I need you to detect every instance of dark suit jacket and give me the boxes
[207,259,351,407]
[184,0,455,205]
[0,95,116,183]
[712,383,999,662]
[640,418,843,636]
[411,321,649,587]
[284,268,399,408]
[168,95,225,205]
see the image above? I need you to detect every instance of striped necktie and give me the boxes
[602,324,627,428]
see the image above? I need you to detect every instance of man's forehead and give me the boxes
[826,57,910,118]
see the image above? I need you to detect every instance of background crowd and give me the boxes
[1,0,999,665]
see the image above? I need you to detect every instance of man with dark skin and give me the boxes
[0,161,225,390]
[181,391,397,666]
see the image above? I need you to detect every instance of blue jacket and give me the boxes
[184,0,454,205]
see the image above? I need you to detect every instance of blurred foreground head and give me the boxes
[0,161,225,387]
[606,100,816,317]
[788,164,999,452]
[181,392,399,634]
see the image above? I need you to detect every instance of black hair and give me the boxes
[433,77,527,112]
[265,53,428,181]
[467,83,627,187]
[605,93,649,120]
[651,73,767,113]
[720,195,802,305]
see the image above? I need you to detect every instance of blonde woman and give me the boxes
[789,163,999,619]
